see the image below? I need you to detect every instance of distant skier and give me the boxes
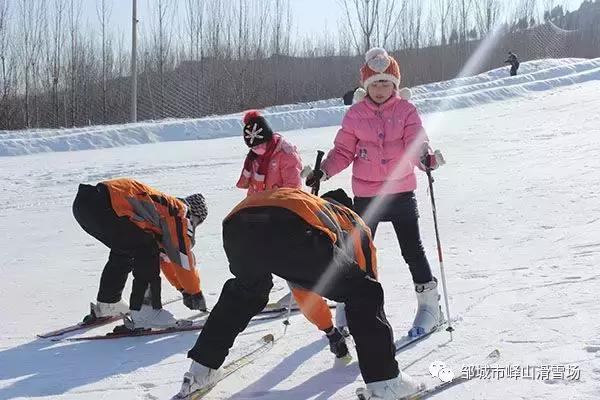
[237,110,348,358]
[173,188,421,400]
[305,47,446,339]
[343,86,359,105]
[505,51,520,76]
[72,178,208,329]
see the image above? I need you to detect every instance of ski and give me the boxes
[261,302,335,314]
[263,291,335,313]
[38,297,299,339]
[37,314,121,339]
[37,296,183,338]
[357,349,501,400]
[172,333,275,400]
[57,319,207,341]
[58,310,285,341]
[396,349,501,400]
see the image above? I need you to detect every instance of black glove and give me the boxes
[305,169,324,187]
[420,147,432,169]
[182,291,207,311]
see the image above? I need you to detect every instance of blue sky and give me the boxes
[81,0,342,38]
[80,0,585,45]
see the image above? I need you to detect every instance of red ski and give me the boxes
[37,296,183,338]
[58,310,286,341]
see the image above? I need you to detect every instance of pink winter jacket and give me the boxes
[236,134,302,195]
[321,96,429,198]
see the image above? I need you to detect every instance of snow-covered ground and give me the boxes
[1,60,599,400]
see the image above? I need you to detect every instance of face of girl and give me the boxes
[367,80,395,104]
[251,143,267,155]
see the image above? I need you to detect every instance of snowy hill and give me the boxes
[0,60,599,400]
[1,58,599,157]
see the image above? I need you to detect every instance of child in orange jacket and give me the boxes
[72,178,208,329]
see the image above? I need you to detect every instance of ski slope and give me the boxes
[1,60,599,400]
[1,58,599,157]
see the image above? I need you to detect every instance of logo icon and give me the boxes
[429,360,455,383]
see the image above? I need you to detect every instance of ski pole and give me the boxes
[426,168,455,339]
[283,151,324,335]
[311,150,325,195]
[282,288,294,336]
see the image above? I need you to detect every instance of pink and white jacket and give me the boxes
[321,95,433,198]
[236,134,302,195]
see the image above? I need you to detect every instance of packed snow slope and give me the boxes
[1,63,599,400]
[1,57,599,156]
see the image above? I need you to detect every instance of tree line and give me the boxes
[1,0,599,131]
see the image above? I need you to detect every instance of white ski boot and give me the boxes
[125,304,178,329]
[171,361,222,399]
[356,372,422,400]
[275,290,297,309]
[91,300,129,318]
[408,279,443,337]
[335,302,350,337]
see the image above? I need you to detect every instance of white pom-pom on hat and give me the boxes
[365,47,391,73]
[365,47,388,62]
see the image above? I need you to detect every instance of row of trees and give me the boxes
[1,0,599,131]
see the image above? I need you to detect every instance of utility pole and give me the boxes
[131,0,138,122]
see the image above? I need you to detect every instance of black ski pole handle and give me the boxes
[311,150,325,196]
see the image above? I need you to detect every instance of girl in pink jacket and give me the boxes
[237,110,349,358]
[306,48,445,341]
[236,110,302,194]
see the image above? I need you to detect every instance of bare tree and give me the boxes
[271,0,284,103]
[376,0,406,50]
[424,7,438,47]
[67,0,82,127]
[149,0,177,117]
[458,0,474,42]
[16,0,46,128]
[0,0,10,100]
[252,0,272,59]
[515,0,538,28]
[337,23,354,56]
[204,0,223,59]
[340,0,380,54]
[542,0,556,21]
[406,0,424,49]
[475,0,501,36]
[185,0,206,114]
[436,0,455,45]
[46,0,67,127]
[339,0,411,54]
[0,0,16,128]
[271,0,291,56]
[186,0,205,61]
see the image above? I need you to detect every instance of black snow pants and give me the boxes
[187,207,399,384]
[72,183,162,310]
[354,192,433,284]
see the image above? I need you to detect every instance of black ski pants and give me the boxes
[188,207,399,384]
[72,183,162,310]
[354,192,433,284]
